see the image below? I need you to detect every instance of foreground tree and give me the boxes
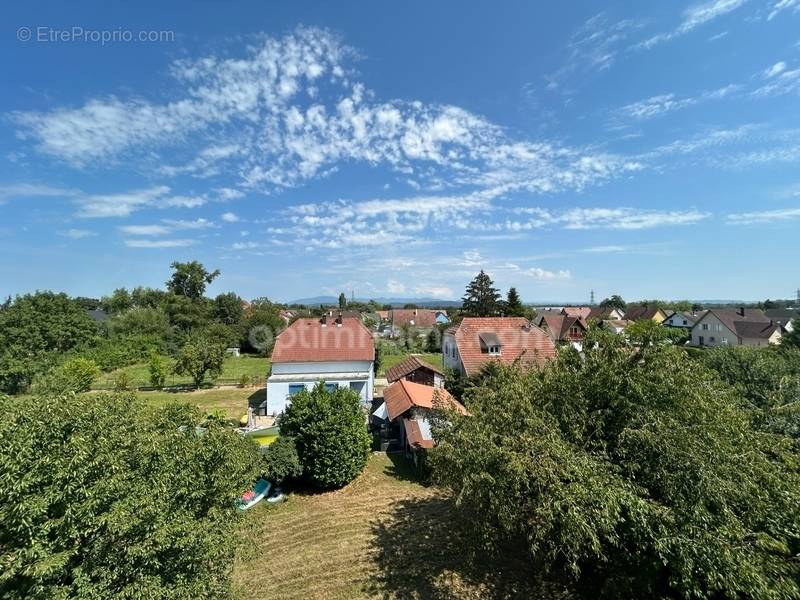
[0,393,261,598]
[167,261,220,300]
[430,328,800,598]
[461,270,501,317]
[173,336,226,387]
[279,383,371,489]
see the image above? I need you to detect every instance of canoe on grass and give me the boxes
[236,479,271,511]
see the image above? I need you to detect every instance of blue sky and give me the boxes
[1,0,799,303]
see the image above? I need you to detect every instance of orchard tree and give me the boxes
[461,270,501,317]
[167,261,220,300]
[212,292,244,326]
[505,287,525,317]
[279,383,371,489]
[430,327,800,598]
[173,336,226,387]
[0,393,261,598]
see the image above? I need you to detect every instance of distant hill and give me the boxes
[288,295,461,308]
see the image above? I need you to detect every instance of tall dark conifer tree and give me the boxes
[461,270,501,317]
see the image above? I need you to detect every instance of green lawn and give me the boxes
[93,355,270,389]
[135,386,265,420]
[378,353,443,377]
[232,453,555,599]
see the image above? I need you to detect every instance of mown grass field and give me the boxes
[378,352,443,377]
[232,453,557,600]
[93,355,270,389]
[135,386,264,420]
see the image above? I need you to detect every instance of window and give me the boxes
[701,323,709,331]
[288,384,304,396]
[569,326,580,337]
[682,319,688,326]
[710,336,716,343]
[325,383,337,392]
[488,345,501,355]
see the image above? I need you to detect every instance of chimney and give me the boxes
[321,315,328,327]
[738,307,745,317]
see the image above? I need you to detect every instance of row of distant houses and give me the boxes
[532,305,797,350]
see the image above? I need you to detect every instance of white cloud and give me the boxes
[612,85,740,123]
[639,0,749,49]
[0,183,77,203]
[726,207,800,224]
[768,0,800,20]
[76,186,170,218]
[119,224,171,236]
[511,206,710,230]
[523,267,571,281]
[124,238,196,248]
[386,280,406,294]
[162,218,217,229]
[752,64,800,98]
[764,61,787,78]
[58,228,97,240]
[413,284,453,298]
[12,27,639,199]
[221,212,240,223]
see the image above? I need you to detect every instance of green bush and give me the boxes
[60,357,101,392]
[148,352,170,389]
[263,436,302,485]
[0,393,261,598]
[113,371,133,392]
[238,374,251,388]
[279,383,371,489]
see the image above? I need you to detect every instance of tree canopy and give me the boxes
[0,393,261,598]
[167,261,220,300]
[598,294,626,310]
[430,327,800,598]
[461,270,501,317]
[505,287,525,317]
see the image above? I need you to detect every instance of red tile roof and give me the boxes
[390,309,438,327]
[403,418,434,449]
[271,317,375,363]
[449,317,556,375]
[536,314,588,342]
[383,379,467,421]
[562,306,592,319]
[385,355,444,383]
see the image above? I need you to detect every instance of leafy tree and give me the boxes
[461,270,501,317]
[108,306,173,339]
[60,357,101,392]
[278,383,371,489]
[167,261,220,300]
[403,303,418,309]
[0,292,98,393]
[101,287,133,314]
[262,436,302,485]
[240,299,284,354]
[338,292,347,309]
[130,286,166,309]
[0,393,261,598]
[163,293,211,333]
[148,352,170,389]
[598,294,626,310]
[425,329,440,352]
[430,328,800,598]
[783,319,800,349]
[173,336,226,388]
[691,302,705,312]
[213,292,244,326]
[505,287,525,317]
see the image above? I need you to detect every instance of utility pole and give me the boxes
[590,289,595,306]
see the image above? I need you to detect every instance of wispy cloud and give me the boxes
[0,183,78,204]
[639,0,749,49]
[221,212,240,223]
[610,84,740,125]
[124,238,197,248]
[58,228,97,240]
[767,0,800,20]
[726,207,800,224]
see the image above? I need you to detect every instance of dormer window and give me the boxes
[478,332,502,355]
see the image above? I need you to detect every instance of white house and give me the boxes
[265,315,375,415]
[690,308,783,348]
[663,310,706,330]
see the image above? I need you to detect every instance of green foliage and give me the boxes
[701,345,800,437]
[107,306,173,340]
[599,294,626,310]
[461,270,501,317]
[783,319,800,349]
[430,329,800,598]
[505,287,525,317]
[0,292,99,393]
[338,292,347,309]
[81,334,165,372]
[163,293,212,333]
[0,393,261,598]
[262,436,302,485]
[174,336,227,388]
[425,329,440,352]
[113,370,133,392]
[240,299,284,355]
[60,357,101,392]
[238,374,251,388]
[148,352,170,389]
[213,292,244,326]
[279,383,371,489]
[101,287,133,314]
[166,260,220,300]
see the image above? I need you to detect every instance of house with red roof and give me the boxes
[374,379,467,456]
[689,308,784,348]
[535,313,588,349]
[442,317,556,376]
[266,314,375,415]
[385,355,445,388]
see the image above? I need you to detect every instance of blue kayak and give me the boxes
[236,479,271,511]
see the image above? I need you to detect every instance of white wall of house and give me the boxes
[266,359,374,415]
[690,313,736,347]
[741,329,782,347]
[664,313,695,328]
[442,333,463,374]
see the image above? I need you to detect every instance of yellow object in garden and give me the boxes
[239,414,248,426]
